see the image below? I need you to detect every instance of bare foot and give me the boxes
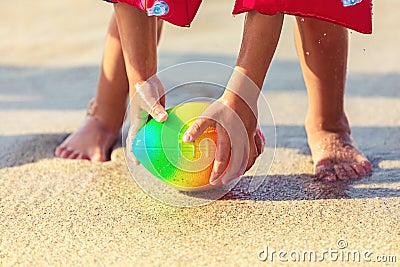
[307,130,372,182]
[55,100,122,162]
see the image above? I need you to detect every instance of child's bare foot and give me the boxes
[307,129,372,182]
[55,99,123,162]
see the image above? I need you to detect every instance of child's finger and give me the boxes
[126,138,140,165]
[219,145,248,185]
[182,117,213,143]
[148,102,168,122]
[245,136,258,172]
[134,80,168,122]
[126,133,139,165]
[209,125,231,184]
[137,98,167,122]
[216,128,249,185]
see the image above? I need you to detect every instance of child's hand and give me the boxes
[183,90,261,185]
[126,76,167,165]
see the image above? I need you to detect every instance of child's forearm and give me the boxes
[235,11,284,89]
[114,3,158,98]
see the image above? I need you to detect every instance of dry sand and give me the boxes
[0,0,399,266]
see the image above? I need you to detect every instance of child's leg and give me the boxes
[294,17,372,181]
[55,13,163,161]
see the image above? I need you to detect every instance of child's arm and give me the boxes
[235,11,284,89]
[183,12,284,185]
[114,3,167,121]
[114,3,167,163]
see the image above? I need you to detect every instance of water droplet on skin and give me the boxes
[300,18,305,22]
[323,33,327,37]
[306,51,310,56]
[318,40,321,44]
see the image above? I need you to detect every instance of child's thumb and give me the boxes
[149,102,168,122]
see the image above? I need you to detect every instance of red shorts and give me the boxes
[233,0,372,34]
[109,0,372,33]
[107,0,203,27]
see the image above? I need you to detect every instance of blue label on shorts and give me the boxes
[147,1,169,16]
[342,0,362,7]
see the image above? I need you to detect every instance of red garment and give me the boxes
[233,0,372,34]
[112,0,372,33]
[113,0,202,27]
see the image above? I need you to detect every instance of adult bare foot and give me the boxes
[307,129,372,182]
[55,99,123,162]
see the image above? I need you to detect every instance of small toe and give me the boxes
[361,160,373,173]
[352,163,366,176]
[59,148,74,159]
[343,163,358,179]
[68,151,80,159]
[334,164,348,180]
[315,165,337,181]
[55,146,66,157]
[77,153,91,160]
[324,174,337,182]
